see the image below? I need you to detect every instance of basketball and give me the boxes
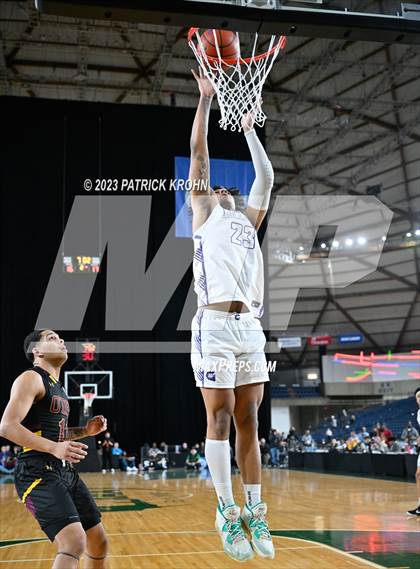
[201,29,240,60]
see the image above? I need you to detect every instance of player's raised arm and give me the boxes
[242,111,274,230]
[189,69,218,225]
[0,371,87,463]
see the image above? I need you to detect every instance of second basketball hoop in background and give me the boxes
[82,392,95,417]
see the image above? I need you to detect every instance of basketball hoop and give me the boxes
[188,28,286,132]
[82,392,95,416]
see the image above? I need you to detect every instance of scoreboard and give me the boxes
[63,255,100,273]
[76,339,99,364]
[323,351,420,383]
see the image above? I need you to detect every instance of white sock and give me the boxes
[418,497,420,507]
[205,438,235,509]
[244,484,261,508]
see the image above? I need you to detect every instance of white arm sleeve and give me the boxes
[245,128,274,211]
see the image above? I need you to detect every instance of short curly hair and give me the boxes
[23,329,47,363]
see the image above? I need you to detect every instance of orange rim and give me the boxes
[188,27,287,65]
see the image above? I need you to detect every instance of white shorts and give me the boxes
[191,308,269,389]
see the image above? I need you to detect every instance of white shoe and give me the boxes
[241,502,275,559]
[102,469,106,474]
[215,504,253,562]
[111,468,115,474]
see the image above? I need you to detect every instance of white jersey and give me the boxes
[192,204,264,318]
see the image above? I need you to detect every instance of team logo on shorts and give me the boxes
[206,371,216,381]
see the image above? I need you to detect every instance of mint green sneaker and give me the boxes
[241,502,275,559]
[215,504,254,562]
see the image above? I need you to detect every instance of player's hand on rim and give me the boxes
[86,415,107,436]
[52,441,88,463]
[241,108,258,133]
[191,68,215,98]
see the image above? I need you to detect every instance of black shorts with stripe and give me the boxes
[14,458,101,541]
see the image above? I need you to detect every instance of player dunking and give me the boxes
[407,387,420,517]
[189,69,275,561]
[0,329,109,569]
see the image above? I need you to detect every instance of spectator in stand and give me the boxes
[382,423,393,445]
[350,414,356,426]
[325,427,333,443]
[390,438,405,453]
[269,428,280,467]
[147,442,167,470]
[346,431,360,452]
[259,438,271,467]
[112,442,138,472]
[287,427,299,451]
[185,448,201,470]
[403,439,416,454]
[358,426,370,442]
[329,438,340,453]
[112,441,124,465]
[0,445,15,474]
[279,440,288,467]
[160,442,169,454]
[371,433,388,454]
[341,408,348,426]
[100,431,115,474]
[336,439,347,451]
[6,444,17,469]
[374,422,383,436]
[331,415,338,428]
[370,426,379,439]
[301,429,314,449]
[148,442,162,459]
[401,421,419,444]
[126,451,138,471]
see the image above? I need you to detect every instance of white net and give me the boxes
[189,29,286,132]
[82,393,95,416]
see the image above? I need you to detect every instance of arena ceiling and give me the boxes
[1,0,419,368]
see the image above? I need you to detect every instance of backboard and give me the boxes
[35,0,420,45]
[64,371,113,400]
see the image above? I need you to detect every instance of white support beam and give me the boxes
[148,26,179,104]
[76,23,89,100]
